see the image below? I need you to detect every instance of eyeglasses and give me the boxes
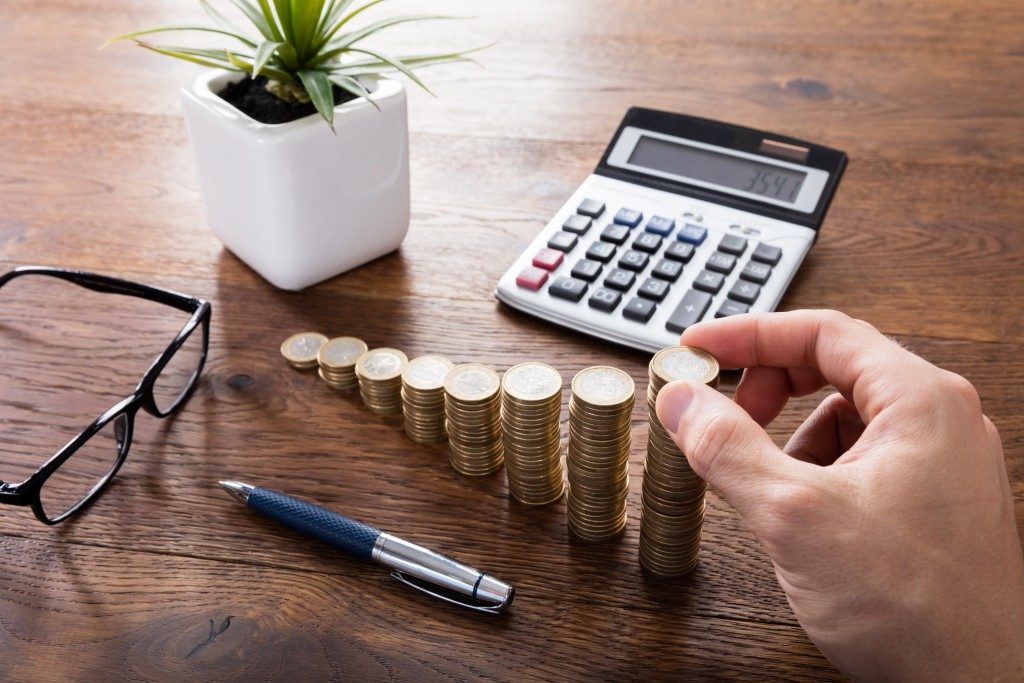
[0,266,211,524]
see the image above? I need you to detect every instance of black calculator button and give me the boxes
[562,214,592,235]
[677,223,708,245]
[632,233,663,253]
[548,276,588,302]
[652,259,683,282]
[577,198,605,218]
[618,250,649,272]
[728,280,760,304]
[613,208,643,228]
[739,261,772,284]
[751,243,783,265]
[623,297,657,323]
[588,288,622,312]
[705,252,736,274]
[718,234,748,255]
[693,269,725,293]
[604,268,637,291]
[645,216,675,236]
[570,259,602,282]
[664,241,695,263]
[666,289,712,333]
[547,231,578,252]
[716,300,750,318]
[600,225,630,245]
[586,241,616,263]
[638,277,670,302]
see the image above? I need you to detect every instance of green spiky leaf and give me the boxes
[297,68,336,127]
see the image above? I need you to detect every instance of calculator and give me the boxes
[495,108,847,353]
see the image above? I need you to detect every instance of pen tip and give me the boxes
[219,480,253,504]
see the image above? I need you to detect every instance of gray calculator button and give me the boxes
[693,269,725,293]
[718,234,748,255]
[548,276,588,302]
[664,241,695,263]
[716,300,750,318]
[571,259,602,282]
[577,198,605,218]
[652,259,683,282]
[666,289,712,333]
[601,225,630,245]
[563,214,592,234]
[706,251,736,274]
[586,241,616,263]
[588,288,622,312]
[604,268,637,291]
[751,243,783,265]
[740,261,772,284]
[632,232,663,253]
[618,250,649,272]
[638,277,670,301]
[623,297,657,323]
[547,231,578,252]
[728,280,760,304]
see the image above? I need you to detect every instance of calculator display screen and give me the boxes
[628,135,807,204]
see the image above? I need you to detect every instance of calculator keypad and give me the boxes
[645,216,675,236]
[652,259,683,282]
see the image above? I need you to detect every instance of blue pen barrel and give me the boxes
[248,487,380,560]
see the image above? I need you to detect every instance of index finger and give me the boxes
[679,309,935,421]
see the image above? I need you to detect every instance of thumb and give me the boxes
[655,380,801,514]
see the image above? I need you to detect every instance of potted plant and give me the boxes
[110,1,482,290]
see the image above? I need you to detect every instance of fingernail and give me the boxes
[656,382,695,434]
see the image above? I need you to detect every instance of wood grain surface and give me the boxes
[1,0,1022,680]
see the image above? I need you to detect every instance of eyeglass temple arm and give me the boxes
[0,266,202,313]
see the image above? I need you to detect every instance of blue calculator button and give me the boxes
[677,223,707,244]
[645,216,675,236]
[613,208,643,228]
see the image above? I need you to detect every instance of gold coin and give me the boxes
[445,364,501,403]
[502,362,563,403]
[318,336,368,370]
[651,346,720,388]
[356,348,408,381]
[403,355,455,391]
[281,332,328,368]
[570,366,635,407]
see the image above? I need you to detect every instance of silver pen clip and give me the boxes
[390,571,512,614]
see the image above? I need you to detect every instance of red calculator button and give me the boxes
[532,248,564,271]
[516,266,549,291]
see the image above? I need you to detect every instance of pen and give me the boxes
[218,481,515,614]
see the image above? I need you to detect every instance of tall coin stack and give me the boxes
[444,364,504,476]
[640,346,720,576]
[355,348,408,415]
[566,366,635,542]
[317,337,367,391]
[401,355,455,444]
[501,363,565,506]
[280,332,328,370]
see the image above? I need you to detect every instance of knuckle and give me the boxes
[686,413,741,479]
[757,483,823,540]
[941,371,981,410]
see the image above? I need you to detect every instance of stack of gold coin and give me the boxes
[280,332,328,370]
[640,346,721,577]
[501,362,565,506]
[566,366,635,542]
[401,355,455,444]
[317,337,368,390]
[355,348,408,414]
[444,364,503,476]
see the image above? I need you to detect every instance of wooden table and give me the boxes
[1,0,1021,679]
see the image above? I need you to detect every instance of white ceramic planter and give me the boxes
[181,70,410,290]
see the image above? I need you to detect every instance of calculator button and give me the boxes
[623,297,657,323]
[716,300,750,318]
[600,225,630,245]
[664,241,695,263]
[638,277,670,301]
[728,280,761,304]
[516,266,549,291]
[645,216,676,236]
[693,269,725,293]
[577,198,605,218]
[618,250,649,272]
[604,268,637,291]
[677,224,708,245]
[613,208,643,228]
[562,214,593,235]
[652,259,683,282]
[751,243,783,265]
[718,234,748,255]
[547,231,578,252]
[706,252,736,274]
[739,261,772,284]
[632,233,663,254]
[585,241,616,263]
[548,276,588,302]
[588,288,622,312]
[666,289,712,333]
[532,248,564,271]
[570,259,602,282]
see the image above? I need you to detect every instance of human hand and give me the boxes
[655,310,1024,681]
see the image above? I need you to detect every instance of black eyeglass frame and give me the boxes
[0,266,212,524]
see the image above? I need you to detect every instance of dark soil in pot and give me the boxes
[218,76,360,125]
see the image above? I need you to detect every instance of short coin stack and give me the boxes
[640,346,720,576]
[355,348,408,415]
[401,355,455,444]
[280,332,328,370]
[501,363,565,506]
[444,364,504,476]
[317,337,368,391]
[566,366,635,542]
